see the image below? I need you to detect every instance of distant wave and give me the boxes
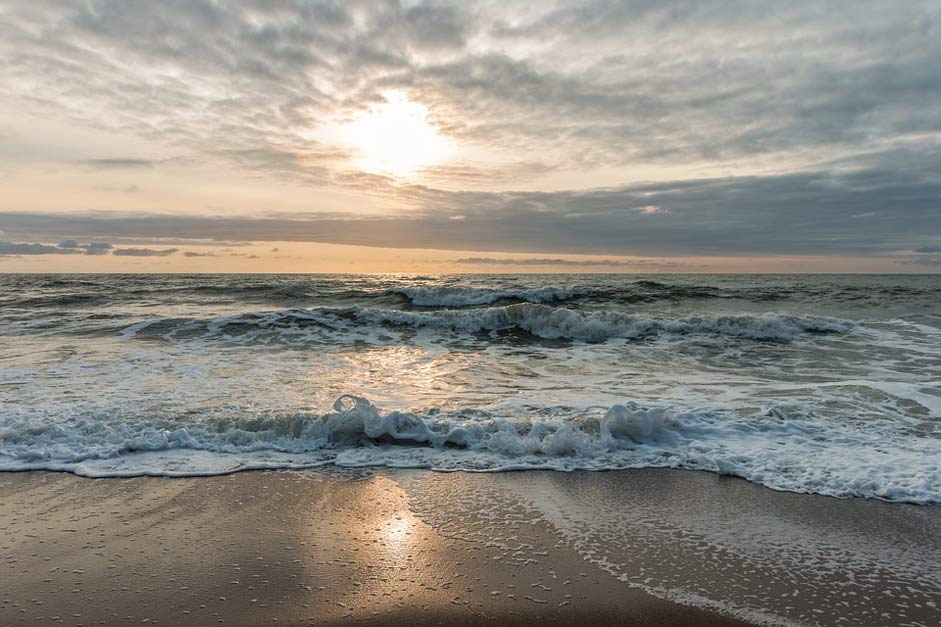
[1,395,937,503]
[185,305,854,343]
[4,276,939,310]
[390,281,941,308]
[389,285,597,307]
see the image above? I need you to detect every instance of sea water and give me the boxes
[1,274,939,503]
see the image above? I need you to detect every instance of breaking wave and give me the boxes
[1,395,937,503]
[126,305,855,343]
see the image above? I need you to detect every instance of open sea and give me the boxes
[1,273,939,503]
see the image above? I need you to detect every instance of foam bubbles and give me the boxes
[1,396,938,502]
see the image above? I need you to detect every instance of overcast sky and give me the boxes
[1,0,939,272]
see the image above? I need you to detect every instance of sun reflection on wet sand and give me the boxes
[379,513,416,551]
[296,474,456,621]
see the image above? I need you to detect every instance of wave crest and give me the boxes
[390,285,594,307]
[1,395,937,502]
[198,305,854,342]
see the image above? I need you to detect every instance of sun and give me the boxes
[345,91,451,178]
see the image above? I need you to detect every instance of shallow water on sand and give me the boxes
[397,469,941,627]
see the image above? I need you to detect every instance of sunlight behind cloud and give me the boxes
[344,91,452,178]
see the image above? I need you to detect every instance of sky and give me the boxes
[0,0,939,273]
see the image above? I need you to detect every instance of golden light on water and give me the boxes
[345,91,451,178]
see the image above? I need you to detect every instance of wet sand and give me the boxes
[0,469,748,626]
[2,469,939,626]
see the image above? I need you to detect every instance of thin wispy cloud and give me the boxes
[453,257,678,267]
[79,158,155,170]
[112,247,178,257]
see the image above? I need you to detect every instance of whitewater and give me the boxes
[1,274,939,503]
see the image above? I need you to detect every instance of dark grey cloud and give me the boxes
[0,241,82,256]
[112,247,178,257]
[396,3,941,169]
[83,242,113,255]
[0,240,112,256]
[58,240,113,254]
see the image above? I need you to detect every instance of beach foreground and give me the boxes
[2,469,939,626]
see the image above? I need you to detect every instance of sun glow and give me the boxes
[345,91,451,178]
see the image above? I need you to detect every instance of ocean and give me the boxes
[1,273,939,503]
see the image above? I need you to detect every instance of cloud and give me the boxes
[3,1,939,180]
[79,158,155,169]
[636,205,668,215]
[1,154,938,257]
[182,250,256,258]
[91,184,141,194]
[83,242,114,255]
[453,257,677,267]
[898,256,941,266]
[112,247,178,257]
[0,1,939,261]
[0,240,112,256]
[58,240,113,254]
[0,241,82,256]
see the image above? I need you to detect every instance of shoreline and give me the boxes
[2,468,939,626]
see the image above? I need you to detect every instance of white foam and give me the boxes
[362,305,855,340]
[2,395,938,502]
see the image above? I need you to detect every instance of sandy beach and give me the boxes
[2,468,939,627]
[0,469,749,627]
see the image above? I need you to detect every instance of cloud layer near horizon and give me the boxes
[0,1,939,263]
[0,240,178,257]
[3,159,940,257]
